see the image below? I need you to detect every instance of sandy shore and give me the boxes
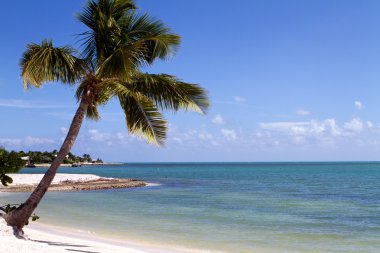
[0,218,190,253]
[0,174,146,192]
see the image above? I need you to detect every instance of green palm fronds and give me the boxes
[128,74,209,113]
[20,0,209,145]
[120,92,167,145]
[21,40,86,89]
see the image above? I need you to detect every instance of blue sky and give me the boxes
[1,0,380,162]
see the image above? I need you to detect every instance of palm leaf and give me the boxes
[96,44,141,80]
[77,0,136,66]
[78,0,136,30]
[129,74,209,113]
[119,91,167,145]
[86,104,101,120]
[96,13,180,79]
[119,12,180,63]
[21,40,86,89]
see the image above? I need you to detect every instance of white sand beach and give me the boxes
[3,173,158,187]
[0,218,192,253]
[4,173,104,186]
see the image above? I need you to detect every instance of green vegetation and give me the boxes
[15,150,103,164]
[0,147,24,186]
[6,0,209,231]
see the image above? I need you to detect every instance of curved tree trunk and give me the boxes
[5,98,89,231]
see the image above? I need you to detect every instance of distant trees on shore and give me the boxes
[15,150,103,165]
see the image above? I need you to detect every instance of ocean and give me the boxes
[2,162,380,252]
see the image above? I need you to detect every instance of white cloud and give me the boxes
[234,96,246,103]
[344,118,363,132]
[296,109,310,116]
[260,122,310,131]
[257,117,380,148]
[221,128,237,141]
[211,114,225,125]
[198,131,213,141]
[354,101,363,110]
[24,137,55,146]
[321,119,342,137]
[80,129,137,146]
[0,136,55,148]
[163,127,221,147]
[172,137,183,144]
[60,127,67,134]
[0,99,72,109]
[0,138,23,147]
[88,129,111,142]
[116,132,127,140]
[259,119,346,145]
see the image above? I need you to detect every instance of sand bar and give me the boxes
[0,174,146,192]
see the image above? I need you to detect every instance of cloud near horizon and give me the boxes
[0,99,72,109]
[0,136,55,150]
[2,116,380,161]
[234,96,246,103]
[257,117,378,147]
[296,109,310,116]
[211,114,225,125]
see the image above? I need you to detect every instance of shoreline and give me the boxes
[28,162,120,168]
[28,221,201,253]
[0,218,193,253]
[0,174,146,192]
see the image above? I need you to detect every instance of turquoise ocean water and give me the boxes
[2,162,380,252]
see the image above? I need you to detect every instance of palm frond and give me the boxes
[77,0,136,30]
[77,0,136,66]
[95,13,180,79]
[128,74,209,113]
[119,12,181,64]
[119,92,167,145]
[96,44,140,80]
[86,104,101,120]
[21,40,86,89]
[97,78,131,98]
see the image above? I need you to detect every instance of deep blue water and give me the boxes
[3,162,380,252]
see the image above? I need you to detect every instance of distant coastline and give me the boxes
[17,150,106,168]
[26,162,120,168]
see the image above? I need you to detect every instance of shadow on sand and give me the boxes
[32,240,100,253]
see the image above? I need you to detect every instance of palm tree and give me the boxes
[5,0,209,233]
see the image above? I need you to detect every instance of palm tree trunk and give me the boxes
[5,98,89,231]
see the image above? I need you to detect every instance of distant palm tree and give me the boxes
[5,0,209,232]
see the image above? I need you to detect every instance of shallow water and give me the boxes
[2,162,380,252]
